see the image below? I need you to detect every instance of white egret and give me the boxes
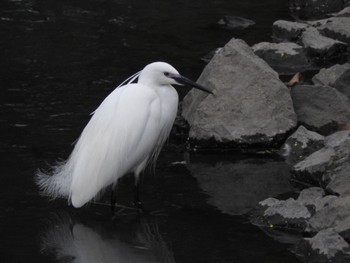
[36,61,212,210]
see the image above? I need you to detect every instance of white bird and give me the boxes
[36,61,212,210]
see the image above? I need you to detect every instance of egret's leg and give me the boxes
[110,182,118,214]
[134,180,142,209]
[133,175,148,214]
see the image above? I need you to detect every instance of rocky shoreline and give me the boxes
[180,1,350,262]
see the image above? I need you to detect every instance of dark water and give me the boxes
[0,0,301,262]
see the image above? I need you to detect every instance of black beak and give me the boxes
[171,74,213,94]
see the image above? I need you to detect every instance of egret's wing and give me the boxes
[69,84,161,207]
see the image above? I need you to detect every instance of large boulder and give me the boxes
[291,84,350,135]
[182,38,297,149]
[252,42,314,74]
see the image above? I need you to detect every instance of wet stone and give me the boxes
[295,228,350,263]
[217,16,255,30]
[280,125,325,165]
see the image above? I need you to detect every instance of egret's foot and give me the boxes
[133,202,166,216]
[134,201,149,215]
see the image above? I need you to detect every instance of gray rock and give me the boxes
[290,0,345,20]
[308,196,350,232]
[318,17,350,44]
[331,7,350,17]
[293,134,350,185]
[280,125,325,164]
[312,63,350,88]
[326,164,350,196]
[182,38,297,148]
[201,48,222,63]
[252,42,313,74]
[297,187,325,207]
[218,16,255,30]
[325,131,350,148]
[293,147,336,184]
[295,228,350,262]
[264,198,311,219]
[272,20,308,42]
[314,195,338,212]
[301,27,348,66]
[291,84,350,135]
[313,63,350,101]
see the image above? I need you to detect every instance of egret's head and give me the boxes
[139,61,213,94]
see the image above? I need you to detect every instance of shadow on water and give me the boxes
[185,153,294,216]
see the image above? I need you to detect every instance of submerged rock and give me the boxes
[291,84,350,135]
[217,16,255,30]
[182,38,297,149]
[252,42,313,75]
[280,125,324,165]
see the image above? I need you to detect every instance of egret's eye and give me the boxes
[164,72,171,77]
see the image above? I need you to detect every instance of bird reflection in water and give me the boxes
[40,214,175,263]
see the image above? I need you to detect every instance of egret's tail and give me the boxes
[35,161,72,200]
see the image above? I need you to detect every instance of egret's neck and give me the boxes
[137,72,156,88]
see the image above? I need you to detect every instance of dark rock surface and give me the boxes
[252,42,313,75]
[291,84,350,135]
[182,38,297,149]
[280,125,324,165]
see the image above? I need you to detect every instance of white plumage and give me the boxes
[36,61,211,208]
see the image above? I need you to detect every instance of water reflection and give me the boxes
[186,154,294,215]
[40,214,175,263]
